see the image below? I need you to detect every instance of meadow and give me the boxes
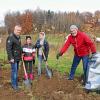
[0,32,100,76]
[0,33,85,76]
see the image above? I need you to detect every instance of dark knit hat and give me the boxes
[26,36,31,40]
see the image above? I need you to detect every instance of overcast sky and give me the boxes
[0,0,100,25]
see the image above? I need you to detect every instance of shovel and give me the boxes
[45,61,53,79]
[42,50,53,78]
[22,60,31,89]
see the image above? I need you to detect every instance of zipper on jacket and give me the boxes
[75,37,80,56]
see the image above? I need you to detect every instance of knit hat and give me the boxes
[26,36,31,40]
[70,25,78,30]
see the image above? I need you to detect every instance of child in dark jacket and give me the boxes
[22,36,35,81]
[35,32,49,76]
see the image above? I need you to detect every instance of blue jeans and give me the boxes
[69,55,89,83]
[11,61,19,87]
[38,55,43,76]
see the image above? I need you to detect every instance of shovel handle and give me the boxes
[22,59,27,77]
[42,49,48,66]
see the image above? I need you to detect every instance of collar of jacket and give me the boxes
[25,43,32,46]
[38,39,46,42]
[13,33,20,39]
[71,30,80,38]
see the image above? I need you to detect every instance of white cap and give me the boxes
[70,25,78,30]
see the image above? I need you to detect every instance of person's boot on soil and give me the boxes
[29,73,34,80]
[67,77,73,80]
[12,85,20,91]
[29,73,34,84]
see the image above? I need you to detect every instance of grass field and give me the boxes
[0,33,100,77]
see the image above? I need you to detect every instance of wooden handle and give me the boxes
[22,59,27,76]
[42,49,48,66]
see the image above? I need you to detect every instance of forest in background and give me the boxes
[0,8,100,35]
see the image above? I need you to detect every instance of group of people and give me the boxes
[6,25,49,90]
[6,24,99,91]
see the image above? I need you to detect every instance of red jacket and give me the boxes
[60,31,96,57]
[22,43,35,61]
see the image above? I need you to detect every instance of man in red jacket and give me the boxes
[56,25,96,85]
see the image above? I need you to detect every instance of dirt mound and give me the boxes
[0,69,31,100]
[32,71,100,100]
[0,68,100,100]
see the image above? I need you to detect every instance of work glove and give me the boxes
[89,52,96,59]
[92,52,96,57]
[10,59,14,63]
[56,53,62,60]
[44,57,47,62]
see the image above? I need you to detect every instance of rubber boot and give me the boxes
[29,74,34,80]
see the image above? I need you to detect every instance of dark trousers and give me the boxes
[24,61,33,74]
[69,55,89,83]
